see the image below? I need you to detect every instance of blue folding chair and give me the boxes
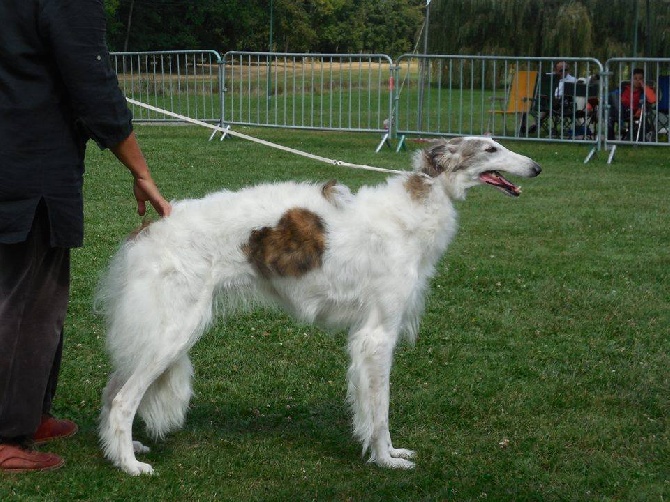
[655,75,669,139]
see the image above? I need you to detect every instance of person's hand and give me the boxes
[133,176,172,217]
[110,132,172,217]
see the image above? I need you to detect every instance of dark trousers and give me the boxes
[0,203,70,441]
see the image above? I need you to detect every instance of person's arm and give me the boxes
[110,132,172,217]
[644,86,657,105]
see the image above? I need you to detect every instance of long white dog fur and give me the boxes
[96,136,541,475]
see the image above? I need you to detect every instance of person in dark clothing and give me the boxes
[0,0,172,472]
[519,61,577,135]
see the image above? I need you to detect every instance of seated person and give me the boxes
[607,68,657,139]
[520,61,577,134]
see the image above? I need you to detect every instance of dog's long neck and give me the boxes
[355,173,458,342]
[379,172,460,269]
[416,176,459,265]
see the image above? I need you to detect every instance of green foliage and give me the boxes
[545,2,594,57]
[1,126,668,500]
[430,0,670,59]
[104,0,669,59]
[105,0,425,56]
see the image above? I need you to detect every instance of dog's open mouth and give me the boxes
[480,171,521,197]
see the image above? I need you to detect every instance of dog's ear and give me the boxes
[446,137,464,154]
[419,141,446,177]
[420,138,464,177]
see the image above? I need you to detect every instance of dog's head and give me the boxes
[413,136,541,200]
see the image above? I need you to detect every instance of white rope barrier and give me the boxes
[126,98,405,175]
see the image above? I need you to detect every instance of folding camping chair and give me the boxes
[562,81,600,139]
[527,72,576,137]
[653,75,669,140]
[487,70,538,136]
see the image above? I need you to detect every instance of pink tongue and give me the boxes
[480,171,520,195]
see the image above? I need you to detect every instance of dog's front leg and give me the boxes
[346,326,415,469]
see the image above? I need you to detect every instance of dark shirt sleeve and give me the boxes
[40,0,132,149]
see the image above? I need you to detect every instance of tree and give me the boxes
[359,0,424,56]
[103,0,669,58]
[543,2,593,57]
[427,0,670,60]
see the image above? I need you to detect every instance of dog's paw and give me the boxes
[123,460,155,476]
[133,441,151,454]
[371,456,416,469]
[369,446,416,469]
[389,447,416,460]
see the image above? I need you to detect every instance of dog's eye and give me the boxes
[485,146,497,153]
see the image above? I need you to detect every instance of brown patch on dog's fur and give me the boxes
[243,208,326,278]
[321,179,339,203]
[404,173,432,202]
[321,179,352,209]
[127,219,155,240]
[420,145,447,177]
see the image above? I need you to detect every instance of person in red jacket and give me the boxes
[0,0,172,472]
[620,68,657,119]
[608,68,657,139]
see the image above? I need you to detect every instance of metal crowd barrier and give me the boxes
[219,51,394,137]
[602,58,670,162]
[110,50,669,161]
[393,55,604,159]
[110,50,223,124]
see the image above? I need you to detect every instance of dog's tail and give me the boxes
[138,354,194,439]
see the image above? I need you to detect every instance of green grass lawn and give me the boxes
[2,126,668,501]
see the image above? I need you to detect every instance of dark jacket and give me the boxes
[0,0,133,247]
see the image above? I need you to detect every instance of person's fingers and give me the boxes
[137,199,147,216]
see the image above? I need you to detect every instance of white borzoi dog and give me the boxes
[96,136,540,475]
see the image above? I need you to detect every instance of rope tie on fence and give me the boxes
[126,99,405,175]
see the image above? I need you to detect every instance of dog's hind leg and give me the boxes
[138,353,194,440]
[100,282,214,475]
[100,359,170,475]
[100,339,199,475]
[100,372,151,456]
[347,325,415,469]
